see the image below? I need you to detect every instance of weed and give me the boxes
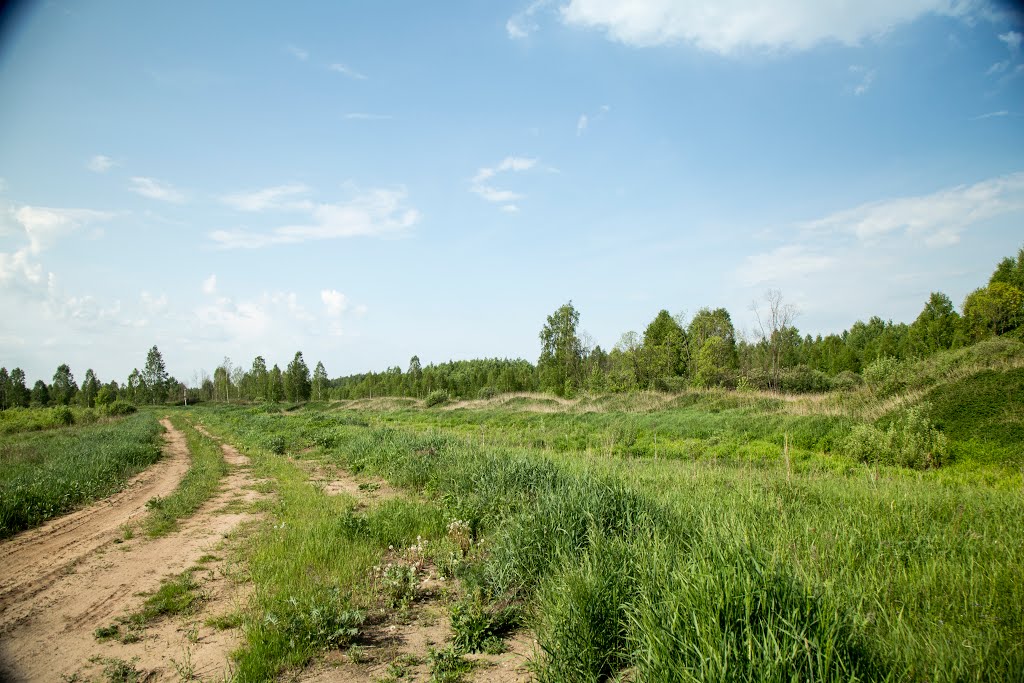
[450,591,518,654]
[428,647,472,683]
[205,611,243,630]
[97,657,147,683]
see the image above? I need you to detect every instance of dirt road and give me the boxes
[0,418,262,682]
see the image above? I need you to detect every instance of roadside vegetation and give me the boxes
[142,416,229,536]
[0,412,163,538]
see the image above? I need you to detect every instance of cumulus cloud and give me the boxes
[129,176,185,203]
[560,0,972,54]
[321,289,348,316]
[220,183,311,212]
[800,172,1024,247]
[209,187,419,249]
[13,205,113,254]
[471,156,538,212]
[87,155,115,173]
[507,0,551,39]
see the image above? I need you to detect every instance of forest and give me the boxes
[2,245,1022,410]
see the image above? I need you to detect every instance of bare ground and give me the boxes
[0,418,264,682]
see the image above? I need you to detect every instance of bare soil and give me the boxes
[0,418,263,682]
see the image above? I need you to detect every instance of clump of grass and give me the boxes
[205,610,243,630]
[144,417,228,536]
[0,413,163,538]
[450,590,518,654]
[428,646,472,683]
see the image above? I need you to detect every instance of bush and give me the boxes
[264,435,286,455]
[450,591,518,653]
[843,405,948,468]
[863,356,909,397]
[102,400,137,417]
[477,386,496,400]
[51,405,75,426]
[831,370,863,391]
[425,390,448,408]
[779,364,833,393]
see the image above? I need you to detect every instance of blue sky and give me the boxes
[1,0,1022,384]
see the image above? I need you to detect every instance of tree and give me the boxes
[79,369,101,408]
[312,361,329,401]
[51,364,78,406]
[9,368,29,408]
[640,310,688,386]
[0,368,10,409]
[693,336,734,388]
[250,356,269,401]
[285,352,311,401]
[538,301,584,396]
[30,380,50,407]
[962,282,1024,339]
[990,245,1024,291]
[125,368,144,404]
[752,290,798,391]
[143,346,169,404]
[268,364,285,402]
[688,307,737,367]
[909,292,959,354]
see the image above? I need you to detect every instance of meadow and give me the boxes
[182,355,1024,683]
[0,410,163,538]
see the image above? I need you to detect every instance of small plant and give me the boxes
[98,657,146,683]
[102,400,137,417]
[428,646,472,683]
[446,519,472,556]
[205,611,242,630]
[94,623,121,641]
[264,588,364,650]
[450,591,518,653]
[170,648,196,681]
[264,434,286,455]
[346,644,367,664]
[378,562,418,607]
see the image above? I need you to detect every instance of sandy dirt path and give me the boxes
[0,418,263,682]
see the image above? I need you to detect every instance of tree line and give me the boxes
[2,246,1021,408]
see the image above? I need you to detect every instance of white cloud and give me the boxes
[576,114,589,135]
[129,176,185,203]
[801,172,1024,247]
[849,65,876,95]
[202,274,217,295]
[321,289,348,316]
[209,187,419,249]
[14,205,112,254]
[740,245,836,286]
[344,112,395,121]
[470,156,538,209]
[576,104,611,134]
[973,110,1010,119]
[987,60,1010,74]
[221,183,311,212]
[329,63,367,80]
[286,45,309,61]
[87,155,115,173]
[560,0,972,54]
[507,0,551,39]
[999,30,1022,53]
[501,204,520,213]
[0,248,43,284]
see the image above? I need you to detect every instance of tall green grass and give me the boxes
[0,412,163,538]
[191,404,1024,681]
[142,416,230,536]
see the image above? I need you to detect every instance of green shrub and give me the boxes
[425,390,448,408]
[779,364,833,393]
[844,405,948,468]
[102,400,137,417]
[477,386,496,400]
[832,370,863,391]
[450,591,518,653]
[863,356,909,397]
[264,434,286,455]
[51,405,75,426]
[264,588,364,650]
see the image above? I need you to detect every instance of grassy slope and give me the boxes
[0,412,163,538]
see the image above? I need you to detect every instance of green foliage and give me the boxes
[923,366,1024,451]
[428,647,473,683]
[52,405,75,426]
[424,390,448,408]
[264,434,287,454]
[862,355,908,397]
[264,587,364,650]
[844,404,948,468]
[0,413,163,537]
[285,351,312,401]
[962,282,1024,339]
[450,591,518,653]
[693,335,734,388]
[538,301,584,396]
[101,400,136,417]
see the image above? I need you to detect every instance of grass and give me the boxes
[0,412,163,538]
[143,416,229,536]
[96,570,206,643]
[180,372,1024,681]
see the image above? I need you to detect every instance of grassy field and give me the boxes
[184,366,1024,682]
[0,411,164,538]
